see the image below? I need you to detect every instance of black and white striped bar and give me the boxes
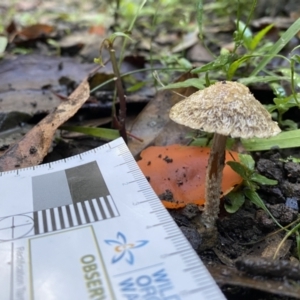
[33,196,119,235]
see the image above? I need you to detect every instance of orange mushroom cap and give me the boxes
[138,145,243,209]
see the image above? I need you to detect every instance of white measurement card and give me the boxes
[0,137,225,300]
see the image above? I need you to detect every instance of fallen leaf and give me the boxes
[0,79,90,172]
[138,145,242,209]
[128,72,198,157]
[0,55,94,126]
[16,24,54,41]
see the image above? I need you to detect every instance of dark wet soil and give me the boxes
[168,148,300,299]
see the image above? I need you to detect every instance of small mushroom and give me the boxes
[170,81,281,228]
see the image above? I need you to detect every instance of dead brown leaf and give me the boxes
[16,24,54,41]
[127,72,199,158]
[0,79,90,172]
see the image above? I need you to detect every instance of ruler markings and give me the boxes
[181,252,197,260]
[151,211,170,217]
[162,223,178,229]
[77,202,87,224]
[181,256,199,264]
[92,199,103,220]
[124,180,139,185]
[148,201,162,207]
[127,169,142,174]
[173,244,191,252]
[88,199,98,221]
[65,205,74,227]
[157,217,173,224]
[50,208,56,231]
[191,272,210,281]
[72,201,82,225]
[172,239,189,246]
[136,183,151,190]
[168,236,184,243]
[121,155,132,160]
[100,197,110,218]
[123,160,136,166]
[164,228,179,235]
[42,210,48,233]
[183,265,205,272]
[155,209,170,215]
[137,188,154,193]
[161,247,191,258]
[114,162,130,167]
[107,195,119,217]
[53,208,61,230]
[151,208,170,214]
[81,201,91,223]
[133,199,157,205]
[165,233,182,239]
[96,198,107,219]
[134,177,148,183]
[68,204,77,226]
[148,221,174,228]
[104,197,114,218]
[84,201,95,223]
[46,209,53,232]
[30,196,120,238]
[33,212,39,234]
[37,210,44,233]
[113,262,164,278]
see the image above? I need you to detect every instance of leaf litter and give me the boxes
[0,79,89,171]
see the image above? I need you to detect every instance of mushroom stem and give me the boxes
[202,133,227,228]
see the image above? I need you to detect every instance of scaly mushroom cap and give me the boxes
[169,81,281,138]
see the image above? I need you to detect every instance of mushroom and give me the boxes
[169,81,281,228]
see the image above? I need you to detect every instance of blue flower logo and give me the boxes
[104,232,148,265]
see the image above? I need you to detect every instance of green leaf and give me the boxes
[61,126,120,140]
[280,119,298,130]
[160,78,205,90]
[190,137,209,147]
[224,191,245,213]
[109,32,134,43]
[250,18,300,76]
[244,189,283,228]
[235,20,253,50]
[250,173,278,185]
[127,81,146,92]
[226,161,249,180]
[241,129,300,151]
[273,95,299,113]
[238,154,255,170]
[227,55,256,80]
[296,234,300,260]
[192,53,234,73]
[250,24,274,51]
[244,189,265,209]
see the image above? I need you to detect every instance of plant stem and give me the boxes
[202,133,227,228]
[108,44,128,143]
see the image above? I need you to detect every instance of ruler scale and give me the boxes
[0,137,225,300]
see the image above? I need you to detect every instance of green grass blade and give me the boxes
[250,18,300,76]
[61,126,120,140]
[196,0,204,39]
[250,23,274,51]
[241,129,300,151]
